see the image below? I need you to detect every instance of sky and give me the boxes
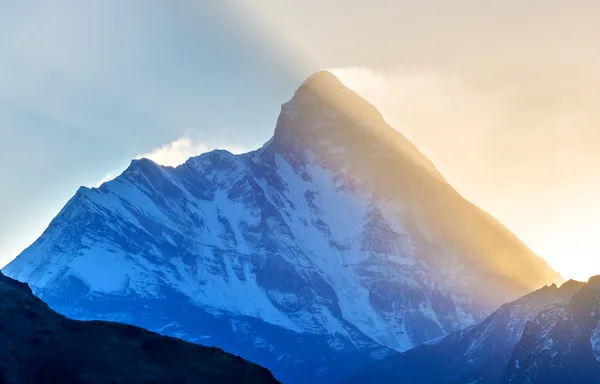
[1,1,599,281]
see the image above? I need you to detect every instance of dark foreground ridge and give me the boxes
[0,272,280,384]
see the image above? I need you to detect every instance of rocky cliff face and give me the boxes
[344,280,583,384]
[4,71,561,383]
[501,276,600,384]
[0,271,279,384]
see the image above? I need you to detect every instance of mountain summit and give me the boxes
[288,70,384,121]
[4,71,560,383]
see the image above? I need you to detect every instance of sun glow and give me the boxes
[198,2,600,282]
[333,66,600,282]
[537,232,600,282]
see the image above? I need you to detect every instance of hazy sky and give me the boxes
[1,1,599,280]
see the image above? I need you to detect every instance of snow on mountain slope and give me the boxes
[4,70,561,384]
[343,279,583,384]
[501,276,600,383]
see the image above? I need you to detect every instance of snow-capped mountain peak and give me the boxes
[288,69,384,121]
[4,71,560,383]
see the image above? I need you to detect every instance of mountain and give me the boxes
[500,276,600,383]
[0,270,279,384]
[3,70,561,383]
[343,279,583,384]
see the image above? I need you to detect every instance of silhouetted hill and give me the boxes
[0,271,280,384]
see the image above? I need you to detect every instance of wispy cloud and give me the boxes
[136,137,248,167]
[94,172,116,188]
[90,137,250,188]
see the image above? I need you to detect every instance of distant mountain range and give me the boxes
[4,70,561,383]
[349,275,600,384]
[500,275,600,383]
[344,279,584,384]
[0,270,279,384]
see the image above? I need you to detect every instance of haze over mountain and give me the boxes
[0,270,279,384]
[4,71,561,383]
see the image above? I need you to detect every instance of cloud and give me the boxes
[136,137,248,167]
[94,173,116,188]
[90,137,250,188]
